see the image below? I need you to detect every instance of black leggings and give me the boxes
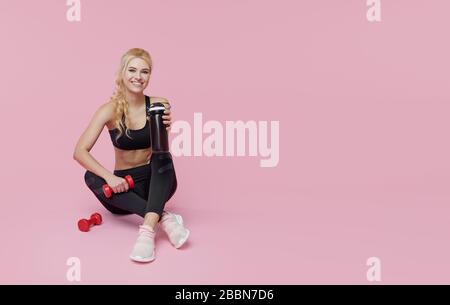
[84,152,177,219]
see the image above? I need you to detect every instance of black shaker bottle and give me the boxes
[148,102,169,153]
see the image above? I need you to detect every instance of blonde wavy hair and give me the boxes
[109,48,153,142]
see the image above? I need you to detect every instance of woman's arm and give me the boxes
[73,102,115,180]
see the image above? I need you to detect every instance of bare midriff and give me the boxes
[105,118,153,171]
[112,146,152,171]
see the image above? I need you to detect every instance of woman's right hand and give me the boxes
[105,175,129,194]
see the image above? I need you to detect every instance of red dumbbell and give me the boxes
[102,175,135,198]
[78,213,102,232]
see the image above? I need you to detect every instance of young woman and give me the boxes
[73,48,190,263]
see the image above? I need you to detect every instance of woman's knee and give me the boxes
[150,153,178,200]
[84,170,103,190]
[151,152,175,174]
[84,171,134,215]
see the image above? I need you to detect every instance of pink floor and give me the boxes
[1,0,450,284]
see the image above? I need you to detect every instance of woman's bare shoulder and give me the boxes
[95,101,116,127]
[98,100,116,114]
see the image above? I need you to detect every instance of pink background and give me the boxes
[1,0,449,284]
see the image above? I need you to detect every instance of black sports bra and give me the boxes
[108,95,152,150]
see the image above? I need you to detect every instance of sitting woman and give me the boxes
[73,48,190,263]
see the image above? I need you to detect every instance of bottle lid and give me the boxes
[148,102,166,114]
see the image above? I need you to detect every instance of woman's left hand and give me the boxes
[162,103,172,131]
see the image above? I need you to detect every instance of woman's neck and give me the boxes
[125,90,145,109]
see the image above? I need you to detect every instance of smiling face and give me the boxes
[123,57,151,94]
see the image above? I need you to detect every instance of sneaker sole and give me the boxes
[130,254,155,263]
[175,228,190,249]
[173,214,190,249]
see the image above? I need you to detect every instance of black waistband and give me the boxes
[113,162,151,180]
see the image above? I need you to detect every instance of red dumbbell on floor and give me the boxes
[78,213,102,232]
[102,175,135,198]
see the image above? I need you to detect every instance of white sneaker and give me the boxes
[160,211,190,248]
[130,225,156,262]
